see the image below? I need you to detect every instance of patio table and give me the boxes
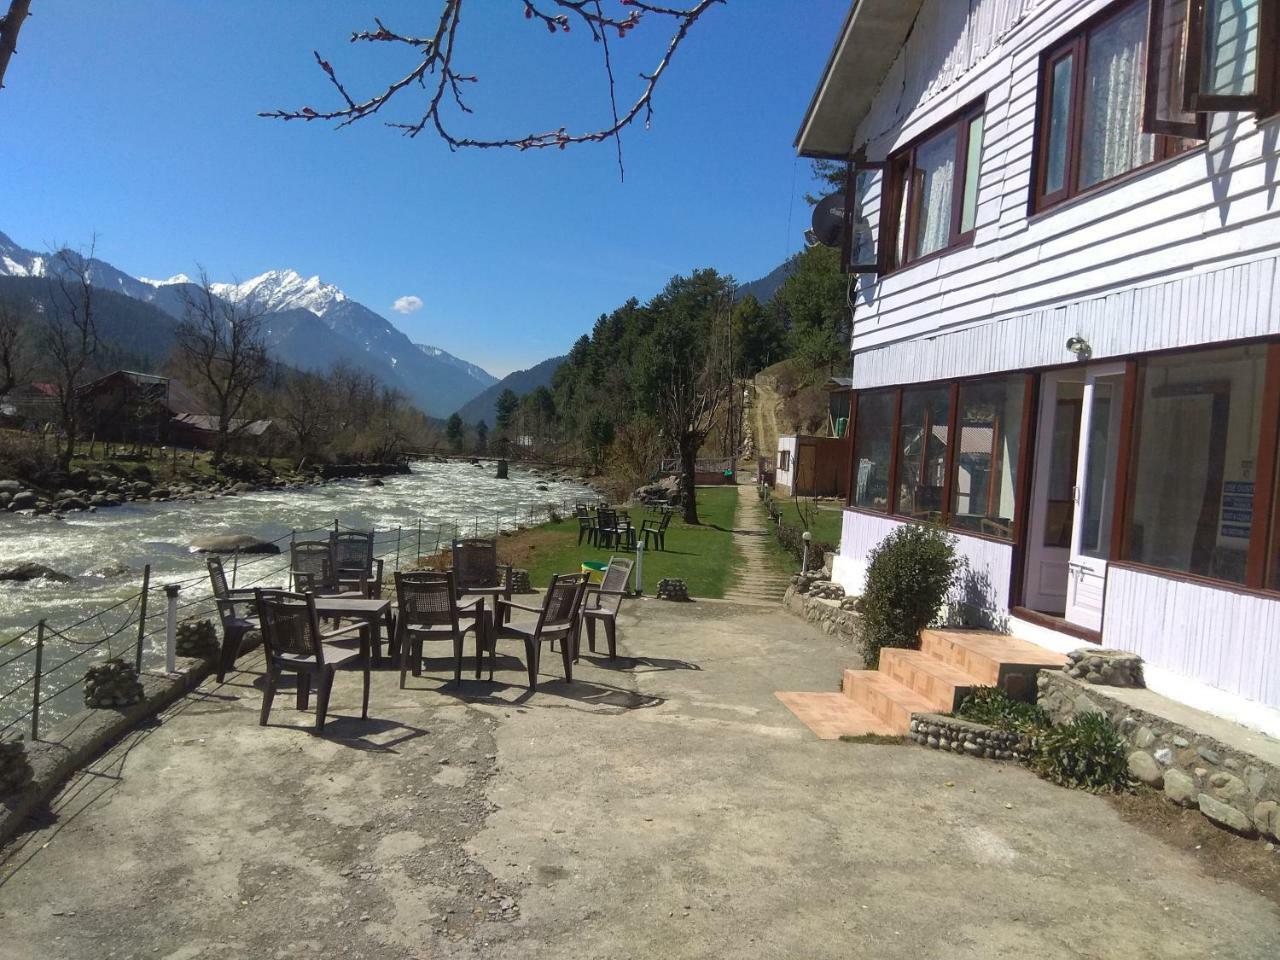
[313,596,396,663]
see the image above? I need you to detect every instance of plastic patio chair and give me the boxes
[330,530,385,598]
[491,572,590,689]
[394,570,486,686]
[581,556,634,660]
[207,557,259,682]
[253,589,371,733]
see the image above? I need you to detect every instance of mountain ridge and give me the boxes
[0,230,495,416]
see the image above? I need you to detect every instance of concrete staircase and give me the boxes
[776,629,1068,740]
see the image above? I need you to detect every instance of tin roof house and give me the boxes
[798,0,1280,732]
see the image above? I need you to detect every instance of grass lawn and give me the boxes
[497,486,741,599]
[770,495,844,546]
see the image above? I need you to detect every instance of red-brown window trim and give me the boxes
[879,99,985,275]
[1032,0,1204,215]
[1183,0,1280,118]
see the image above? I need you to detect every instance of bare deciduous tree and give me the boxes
[261,0,723,177]
[0,293,32,395]
[279,369,334,468]
[176,273,270,466]
[42,241,101,471]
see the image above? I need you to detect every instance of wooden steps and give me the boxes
[778,628,1069,738]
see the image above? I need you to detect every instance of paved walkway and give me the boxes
[2,601,1278,958]
[721,481,792,605]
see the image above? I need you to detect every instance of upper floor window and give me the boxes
[881,101,985,272]
[1035,0,1200,210]
[1147,0,1277,132]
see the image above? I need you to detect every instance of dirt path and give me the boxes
[722,481,792,605]
[3,602,1278,959]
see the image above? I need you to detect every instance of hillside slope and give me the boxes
[455,355,566,426]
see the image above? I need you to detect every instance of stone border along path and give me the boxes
[721,480,792,605]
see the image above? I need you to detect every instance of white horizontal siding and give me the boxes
[852,253,1280,388]
[1104,567,1280,711]
[833,510,1013,624]
[844,0,1280,378]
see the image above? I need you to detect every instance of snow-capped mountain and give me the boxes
[416,344,497,388]
[0,230,496,417]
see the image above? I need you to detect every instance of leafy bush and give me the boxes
[859,524,960,668]
[1030,713,1132,793]
[956,686,1049,732]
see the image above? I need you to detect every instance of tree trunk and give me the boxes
[679,439,699,525]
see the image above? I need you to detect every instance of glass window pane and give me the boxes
[1045,54,1074,194]
[895,386,951,521]
[852,391,896,512]
[1202,0,1260,97]
[950,376,1026,539]
[1043,396,1082,548]
[1271,439,1280,591]
[1081,2,1157,188]
[911,127,959,259]
[1151,0,1199,127]
[895,165,910,268]
[961,114,984,234]
[1079,375,1124,560]
[1126,344,1268,583]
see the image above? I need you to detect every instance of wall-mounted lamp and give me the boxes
[1066,336,1092,361]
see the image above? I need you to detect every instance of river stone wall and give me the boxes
[1038,671,1280,840]
[909,713,1027,760]
[782,584,866,660]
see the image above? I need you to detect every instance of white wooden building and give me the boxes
[797,0,1280,732]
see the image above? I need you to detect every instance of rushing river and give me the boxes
[0,461,594,733]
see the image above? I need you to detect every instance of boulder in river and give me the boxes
[359,477,384,487]
[0,479,21,494]
[495,460,509,480]
[0,563,74,583]
[8,491,37,511]
[190,534,281,555]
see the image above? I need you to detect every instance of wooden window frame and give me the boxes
[1144,0,1210,137]
[1033,0,1202,214]
[848,158,886,274]
[878,100,985,275]
[1113,340,1280,595]
[843,374,1032,545]
[1183,0,1279,117]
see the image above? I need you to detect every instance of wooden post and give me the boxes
[134,565,151,673]
[31,620,44,741]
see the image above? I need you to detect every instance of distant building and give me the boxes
[774,378,853,498]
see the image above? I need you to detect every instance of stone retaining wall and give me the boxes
[909,713,1027,761]
[782,586,866,662]
[1038,671,1280,840]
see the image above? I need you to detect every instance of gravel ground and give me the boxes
[1,598,1278,959]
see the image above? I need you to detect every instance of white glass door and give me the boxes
[1065,364,1126,631]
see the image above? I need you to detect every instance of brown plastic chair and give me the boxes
[291,540,368,597]
[581,556,634,660]
[330,530,384,598]
[451,537,512,621]
[491,572,589,689]
[394,571,485,686]
[207,557,259,682]
[253,589,370,733]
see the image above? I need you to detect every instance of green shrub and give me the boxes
[1030,713,1132,793]
[956,686,1049,732]
[859,524,960,668]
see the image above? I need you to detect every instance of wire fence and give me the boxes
[0,493,604,743]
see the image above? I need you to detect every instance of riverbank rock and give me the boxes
[175,619,220,659]
[0,740,33,795]
[635,475,680,504]
[7,491,37,511]
[0,563,73,584]
[190,534,281,555]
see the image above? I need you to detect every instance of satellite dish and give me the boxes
[810,192,846,248]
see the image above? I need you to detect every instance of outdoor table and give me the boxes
[312,596,396,663]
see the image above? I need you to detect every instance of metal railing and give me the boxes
[0,493,604,742]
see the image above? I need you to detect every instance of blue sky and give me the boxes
[0,1,845,376]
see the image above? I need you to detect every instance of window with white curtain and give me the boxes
[1036,0,1203,209]
[881,100,984,272]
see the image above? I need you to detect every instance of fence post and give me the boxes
[164,584,180,673]
[31,620,45,741]
[417,519,422,560]
[134,565,151,673]
[395,526,402,573]
[231,548,240,588]
[634,539,645,596]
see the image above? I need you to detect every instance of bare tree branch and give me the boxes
[259,0,723,174]
[0,293,32,395]
[43,237,101,471]
[0,0,32,91]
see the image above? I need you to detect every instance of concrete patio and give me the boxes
[1,598,1277,959]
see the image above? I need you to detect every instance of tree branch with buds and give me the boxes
[260,0,723,176]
